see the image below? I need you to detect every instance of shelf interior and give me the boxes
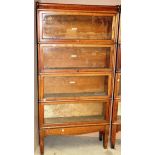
[44,92,107,98]
[45,115,104,124]
[44,102,106,124]
[43,46,111,69]
[44,76,109,98]
[43,15,113,40]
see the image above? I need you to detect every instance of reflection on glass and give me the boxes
[43,46,111,69]
[43,15,113,40]
[44,102,106,124]
[44,76,109,98]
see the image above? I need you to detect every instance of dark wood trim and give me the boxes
[38,40,115,45]
[38,69,114,75]
[38,71,113,76]
[37,3,120,13]
[43,122,109,129]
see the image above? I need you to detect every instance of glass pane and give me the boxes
[43,15,113,40]
[44,101,106,124]
[43,46,111,69]
[44,76,108,99]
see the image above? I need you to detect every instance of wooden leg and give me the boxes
[39,130,44,155]
[111,124,117,149]
[103,125,109,149]
[99,131,103,141]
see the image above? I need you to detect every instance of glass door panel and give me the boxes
[40,45,113,71]
[42,75,109,99]
[42,14,113,40]
[44,101,106,124]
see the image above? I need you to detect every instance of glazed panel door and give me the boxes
[39,74,112,101]
[38,11,118,42]
[39,44,115,72]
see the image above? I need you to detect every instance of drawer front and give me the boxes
[39,44,114,71]
[39,74,112,100]
[114,73,121,98]
[38,11,117,41]
[44,125,105,136]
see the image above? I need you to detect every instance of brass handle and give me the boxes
[70,54,77,58]
[69,81,76,84]
[71,27,77,31]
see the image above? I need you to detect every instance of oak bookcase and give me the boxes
[36,2,120,154]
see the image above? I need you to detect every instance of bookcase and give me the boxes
[36,2,120,154]
[111,15,121,148]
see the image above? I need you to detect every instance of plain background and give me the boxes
[1,0,155,155]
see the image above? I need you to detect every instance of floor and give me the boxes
[35,132,121,155]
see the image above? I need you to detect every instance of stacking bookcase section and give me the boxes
[110,11,121,148]
[37,9,119,42]
[37,2,120,155]
[39,100,111,152]
[111,9,121,148]
[38,44,115,72]
[39,100,111,128]
[39,73,112,101]
[111,53,121,148]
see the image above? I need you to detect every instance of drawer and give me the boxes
[114,73,121,98]
[38,11,117,42]
[112,99,121,123]
[44,125,105,136]
[39,44,115,72]
[39,74,112,101]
